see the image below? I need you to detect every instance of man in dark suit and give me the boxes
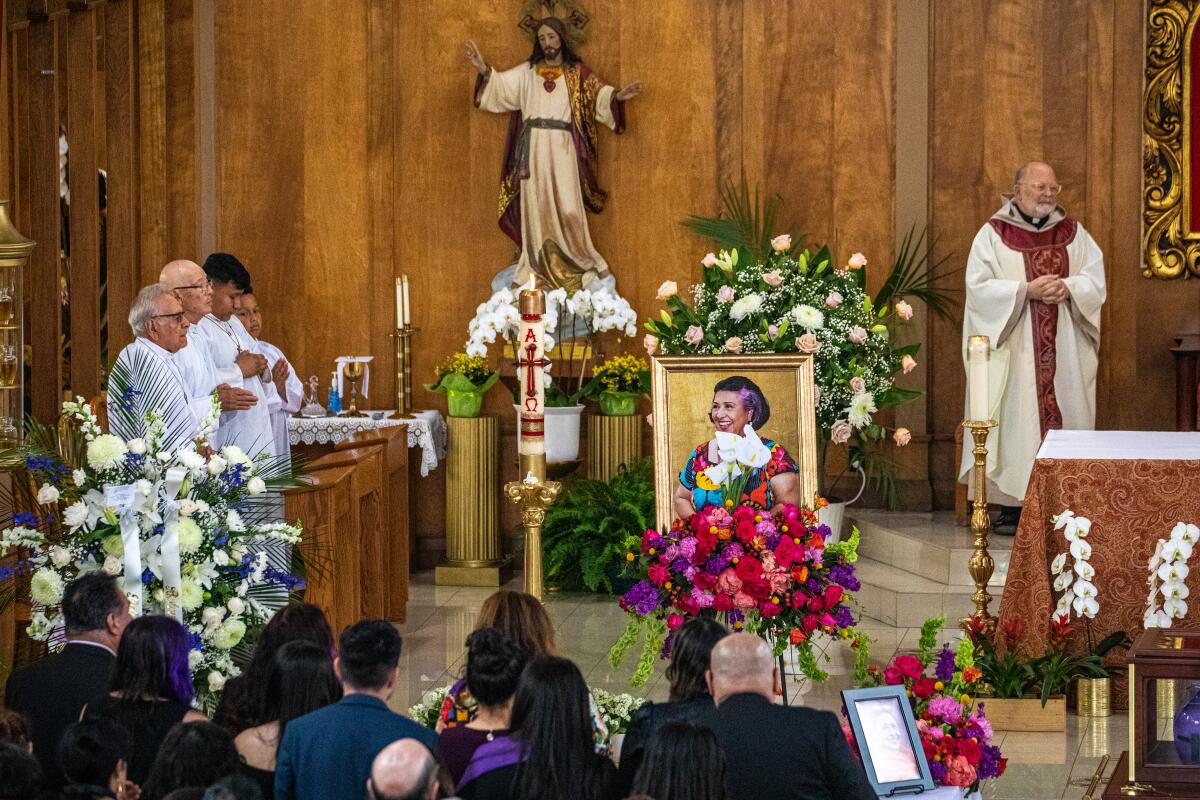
[275,619,437,800]
[697,632,877,800]
[5,572,131,789]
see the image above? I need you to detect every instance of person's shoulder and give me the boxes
[768,703,838,731]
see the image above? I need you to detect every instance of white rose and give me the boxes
[188,650,204,670]
[156,451,172,463]
[221,445,251,467]
[247,477,267,495]
[103,555,123,576]
[37,483,60,505]
[63,502,88,530]
[179,499,198,517]
[49,545,72,568]
[208,671,227,692]
[211,549,230,566]
[177,448,205,472]
[194,499,211,513]
[202,607,225,628]
[227,597,246,616]
[206,455,228,476]
[72,469,87,487]
[127,438,147,455]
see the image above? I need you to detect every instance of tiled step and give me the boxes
[853,556,986,628]
[849,510,1012,587]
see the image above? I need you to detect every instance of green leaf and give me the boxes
[875,387,921,409]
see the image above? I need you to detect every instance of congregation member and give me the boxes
[214,602,335,736]
[438,628,526,785]
[0,709,32,751]
[369,739,445,800]
[961,160,1107,534]
[82,616,207,785]
[0,741,43,800]
[235,287,303,467]
[233,640,342,798]
[202,774,264,800]
[274,619,436,800]
[5,573,131,789]
[194,253,275,460]
[160,259,258,425]
[698,633,875,800]
[141,722,241,800]
[630,721,727,800]
[57,718,136,800]
[458,656,617,800]
[108,285,203,450]
[615,617,726,795]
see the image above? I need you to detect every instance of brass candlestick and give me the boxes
[961,419,998,635]
[504,470,560,601]
[391,326,416,418]
[340,361,366,418]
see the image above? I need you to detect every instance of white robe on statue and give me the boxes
[109,338,199,452]
[258,339,302,467]
[194,314,276,460]
[959,197,1106,505]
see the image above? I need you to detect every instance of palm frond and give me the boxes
[875,225,961,321]
[681,179,793,264]
[108,348,197,454]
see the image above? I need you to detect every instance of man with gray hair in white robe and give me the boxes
[959,161,1107,533]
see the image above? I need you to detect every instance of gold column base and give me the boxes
[440,415,502,586]
[435,561,513,587]
[587,414,642,483]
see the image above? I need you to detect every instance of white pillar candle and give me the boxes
[517,281,547,457]
[395,278,405,327]
[967,335,990,421]
[401,274,411,327]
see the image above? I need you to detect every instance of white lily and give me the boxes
[702,462,742,485]
[735,425,771,469]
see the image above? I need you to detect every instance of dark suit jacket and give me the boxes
[615,695,715,797]
[697,693,877,800]
[274,693,438,800]
[4,641,115,788]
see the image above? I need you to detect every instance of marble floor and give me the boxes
[389,572,1126,800]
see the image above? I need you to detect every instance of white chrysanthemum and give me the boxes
[27,611,53,641]
[180,578,204,611]
[211,549,230,567]
[226,509,246,533]
[30,568,65,606]
[102,534,124,557]
[127,438,147,455]
[176,519,204,555]
[846,393,877,428]
[790,304,825,330]
[728,293,764,322]
[62,502,88,530]
[177,448,205,472]
[86,434,128,471]
[213,619,247,650]
[247,477,267,495]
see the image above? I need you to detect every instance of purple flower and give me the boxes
[806,578,821,593]
[684,565,699,582]
[835,606,856,628]
[705,557,725,575]
[977,743,1004,780]
[829,563,861,591]
[929,760,947,784]
[671,557,690,574]
[928,695,963,725]
[724,543,744,560]
[661,630,675,660]
[765,533,781,550]
[691,587,714,608]
[678,538,697,560]
[935,645,956,682]
[622,580,661,616]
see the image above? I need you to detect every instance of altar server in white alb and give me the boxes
[194,253,276,461]
[235,287,302,466]
[109,285,202,451]
[960,161,1107,534]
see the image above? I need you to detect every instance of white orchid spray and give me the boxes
[1144,522,1197,628]
[701,424,772,506]
[1050,508,1098,619]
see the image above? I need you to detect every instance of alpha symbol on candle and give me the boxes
[518,343,550,399]
[523,327,538,343]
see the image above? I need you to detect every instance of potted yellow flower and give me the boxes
[582,355,650,417]
[425,353,499,418]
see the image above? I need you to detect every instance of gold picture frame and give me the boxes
[651,353,819,528]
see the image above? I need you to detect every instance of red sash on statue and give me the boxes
[988,218,1077,438]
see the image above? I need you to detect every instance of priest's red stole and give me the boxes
[988,218,1078,437]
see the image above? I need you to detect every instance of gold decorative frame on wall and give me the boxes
[651,354,819,529]
[1144,0,1200,278]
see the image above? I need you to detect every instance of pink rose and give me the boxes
[849,377,866,394]
[895,299,913,320]
[795,334,820,354]
[702,252,718,267]
[847,252,867,270]
[656,280,679,300]
[830,420,852,444]
[944,755,977,788]
[645,413,654,428]
[715,568,743,596]
[825,291,843,308]
[716,285,735,304]
[814,385,822,402]
[684,325,704,346]
[643,334,658,356]
[667,614,685,630]
[893,427,912,446]
[848,326,867,344]
[901,354,917,374]
[770,234,792,253]
[725,336,743,353]
[763,269,783,287]
[767,324,779,339]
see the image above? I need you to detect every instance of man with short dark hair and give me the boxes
[368,739,442,800]
[275,619,436,800]
[5,573,131,789]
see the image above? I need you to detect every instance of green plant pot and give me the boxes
[598,391,638,417]
[447,389,484,418]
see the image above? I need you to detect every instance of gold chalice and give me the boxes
[340,361,366,417]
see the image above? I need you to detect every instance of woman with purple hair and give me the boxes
[82,615,207,785]
[674,375,801,519]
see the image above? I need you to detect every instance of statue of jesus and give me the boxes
[467,17,641,294]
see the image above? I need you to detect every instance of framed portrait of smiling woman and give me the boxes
[651,354,819,528]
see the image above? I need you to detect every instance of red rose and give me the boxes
[743,577,770,599]
[790,628,806,645]
[759,600,782,618]
[957,738,982,765]
[678,597,700,615]
[774,537,800,567]
[912,678,937,699]
[806,595,825,612]
[713,593,733,612]
[648,563,669,587]
[790,592,809,610]
[823,585,843,607]
[884,666,904,686]
[735,520,756,542]
[735,555,762,581]
[732,506,756,525]
[693,571,717,591]
[893,655,923,680]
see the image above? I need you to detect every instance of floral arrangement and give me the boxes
[857,617,1007,791]
[581,354,650,397]
[609,501,869,688]
[0,396,303,708]
[408,685,452,729]
[1144,521,1197,627]
[589,687,647,735]
[430,352,496,388]
[424,352,500,417]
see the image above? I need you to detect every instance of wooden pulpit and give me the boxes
[282,463,359,635]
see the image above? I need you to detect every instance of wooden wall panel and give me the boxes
[104,0,139,355]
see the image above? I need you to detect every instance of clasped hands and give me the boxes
[1027,274,1069,305]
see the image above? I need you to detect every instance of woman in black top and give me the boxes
[615,616,727,796]
[82,616,206,785]
[141,721,241,800]
[233,640,341,797]
[459,656,616,800]
[57,718,135,800]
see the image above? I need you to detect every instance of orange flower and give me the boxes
[717,528,732,540]
[962,667,982,684]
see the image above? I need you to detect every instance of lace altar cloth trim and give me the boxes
[287,410,447,476]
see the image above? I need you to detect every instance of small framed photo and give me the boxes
[841,684,935,796]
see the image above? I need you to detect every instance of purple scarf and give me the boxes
[457,735,525,789]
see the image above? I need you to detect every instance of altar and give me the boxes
[999,430,1200,677]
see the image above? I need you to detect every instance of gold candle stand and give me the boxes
[504,460,560,602]
[961,419,998,635]
[391,326,416,418]
[436,414,512,586]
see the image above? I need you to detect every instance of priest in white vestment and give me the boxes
[959,162,1107,533]
[194,254,275,461]
[236,289,302,466]
[467,17,641,293]
[109,285,200,452]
